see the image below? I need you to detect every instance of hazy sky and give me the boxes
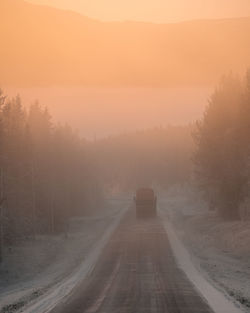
[28,0,250,22]
[3,1,248,137]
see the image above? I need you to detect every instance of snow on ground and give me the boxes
[159,186,250,312]
[0,199,129,313]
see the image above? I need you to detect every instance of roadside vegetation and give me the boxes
[0,88,194,264]
[0,70,250,292]
[0,92,102,262]
[194,71,250,220]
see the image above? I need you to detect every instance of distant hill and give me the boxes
[1,0,250,86]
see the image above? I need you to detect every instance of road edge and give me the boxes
[159,209,244,313]
[21,208,127,313]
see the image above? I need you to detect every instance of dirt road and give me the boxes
[51,211,213,313]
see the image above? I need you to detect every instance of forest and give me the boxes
[194,71,250,220]
[0,70,250,262]
[94,125,193,192]
[0,92,102,261]
[0,89,194,263]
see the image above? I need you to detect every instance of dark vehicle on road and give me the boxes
[134,188,157,218]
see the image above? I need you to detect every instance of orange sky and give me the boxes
[28,0,250,22]
[2,0,249,137]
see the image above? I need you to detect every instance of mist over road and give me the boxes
[50,211,213,313]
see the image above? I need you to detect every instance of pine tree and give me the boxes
[193,74,247,219]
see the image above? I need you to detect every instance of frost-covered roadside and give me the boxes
[159,189,250,312]
[0,199,128,313]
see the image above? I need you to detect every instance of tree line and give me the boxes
[1,70,249,262]
[94,126,193,193]
[0,90,194,263]
[0,90,101,262]
[194,71,250,220]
